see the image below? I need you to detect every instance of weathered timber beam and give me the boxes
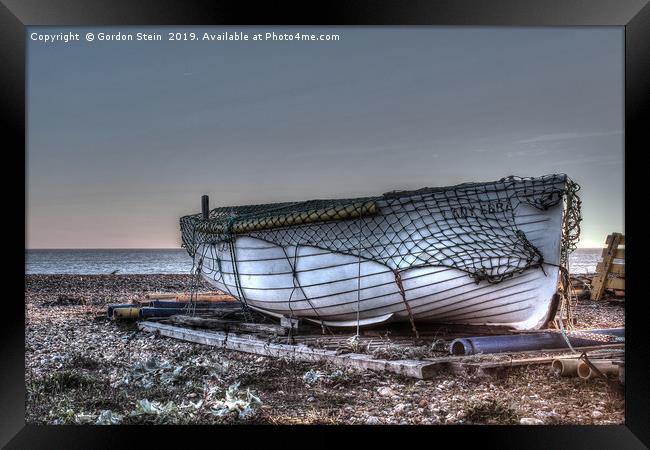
[168,315,287,335]
[138,321,441,379]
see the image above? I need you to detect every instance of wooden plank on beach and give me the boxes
[417,343,624,362]
[596,262,625,275]
[601,248,625,259]
[144,293,177,299]
[606,234,625,246]
[175,294,236,302]
[605,277,625,290]
[143,292,235,302]
[138,321,443,379]
[167,315,288,335]
[591,233,625,301]
[425,345,624,376]
[459,349,625,371]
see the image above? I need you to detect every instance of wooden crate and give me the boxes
[590,233,625,301]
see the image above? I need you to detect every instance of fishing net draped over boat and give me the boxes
[180,174,581,284]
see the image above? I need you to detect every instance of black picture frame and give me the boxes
[2,0,648,448]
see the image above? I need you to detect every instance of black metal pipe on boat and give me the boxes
[449,328,625,356]
[202,195,209,220]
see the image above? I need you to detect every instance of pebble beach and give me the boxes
[26,274,625,425]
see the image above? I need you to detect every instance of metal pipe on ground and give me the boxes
[139,306,218,318]
[107,303,139,318]
[449,328,624,356]
[551,358,580,377]
[577,360,620,380]
[112,307,141,320]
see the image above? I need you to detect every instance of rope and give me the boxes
[185,244,208,317]
[281,246,328,329]
[549,178,582,350]
[227,237,253,322]
[394,270,419,339]
[579,351,621,390]
[355,220,363,339]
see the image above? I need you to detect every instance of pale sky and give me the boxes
[27,27,624,249]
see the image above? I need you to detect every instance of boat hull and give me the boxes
[196,201,562,331]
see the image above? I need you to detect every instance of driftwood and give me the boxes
[167,314,287,335]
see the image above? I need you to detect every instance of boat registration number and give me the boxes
[446,201,513,219]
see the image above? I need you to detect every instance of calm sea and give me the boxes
[25,248,603,275]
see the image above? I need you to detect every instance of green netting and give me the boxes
[180,174,581,284]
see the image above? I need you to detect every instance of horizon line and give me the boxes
[26,246,602,250]
[26,247,184,251]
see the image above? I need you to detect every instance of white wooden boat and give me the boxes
[181,175,580,331]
